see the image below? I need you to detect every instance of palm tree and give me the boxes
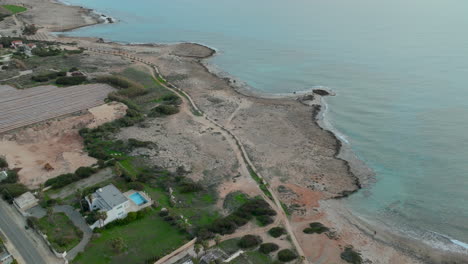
[97,211,107,228]
[194,243,202,259]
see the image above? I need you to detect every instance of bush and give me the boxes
[0,183,28,202]
[2,170,18,183]
[268,227,286,238]
[148,105,179,117]
[257,215,274,226]
[127,182,145,191]
[259,243,279,254]
[32,47,61,57]
[341,246,362,264]
[22,24,38,35]
[159,210,169,217]
[0,157,7,168]
[44,173,79,189]
[95,75,146,98]
[277,249,297,262]
[75,167,96,179]
[160,94,182,105]
[128,138,153,149]
[303,222,329,234]
[55,76,87,86]
[208,198,276,235]
[31,71,67,82]
[238,235,262,249]
[179,179,203,193]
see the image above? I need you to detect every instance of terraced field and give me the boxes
[0,84,113,134]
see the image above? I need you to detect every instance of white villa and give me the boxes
[85,184,152,229]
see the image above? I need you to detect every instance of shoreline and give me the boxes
[13,0,468,262]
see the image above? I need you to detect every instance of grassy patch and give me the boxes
[73,210,188,264]
[1,5,27,14]
[247,167,273,200]
[37,213,82,253]
[218,238,241,255]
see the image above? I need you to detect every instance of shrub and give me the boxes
[303,222,329,234]
[0,183,28,202]
[277,249,297,262]
[95,75,146,98]
[128,138,153,149]
[160,94,181,105]
[2,170,18,183]
[55,76,87,86]
[44,173,80,189]
[208,198,276,235]
[0,157,8,168]
[238,235,262,249]
[22,24,38,35]
[127,182,145,191]
[257,215,274,226]
[75,167,96,179]
[159,210,169,217]
[32,47,61,57]
[340,246,362,264]
[259,243,279,254]
[268,227,286,238]
[148,105,179,117]
[179,179,203,193]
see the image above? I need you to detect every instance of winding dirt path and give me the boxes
[84,47,309,263]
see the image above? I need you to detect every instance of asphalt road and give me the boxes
[0,200,47,264]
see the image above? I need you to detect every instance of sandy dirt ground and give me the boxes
[0,102,127,188]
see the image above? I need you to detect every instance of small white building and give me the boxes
[0,171,7,182]
[86,184,130,228]
[13,192,39,213]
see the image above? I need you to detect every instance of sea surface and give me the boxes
[64,0,468,251]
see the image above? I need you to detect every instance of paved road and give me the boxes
[0,200,47,264]
[54,205,92,260]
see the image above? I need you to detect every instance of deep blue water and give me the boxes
[64,0,468,250]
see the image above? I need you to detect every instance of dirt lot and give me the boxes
[0,84,114,134]
[0,102,127,188]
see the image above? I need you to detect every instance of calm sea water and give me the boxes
[64,0,468,250]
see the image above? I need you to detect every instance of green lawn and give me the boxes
[73,210,188,264]
[144,184,219,227]
[117,158,138,178]
[1,5,27,14]
[37,213,83,253]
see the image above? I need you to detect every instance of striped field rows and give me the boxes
[0,84,113,134]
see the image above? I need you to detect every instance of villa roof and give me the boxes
[92,184,128,211]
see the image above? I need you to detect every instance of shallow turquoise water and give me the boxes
[64,0,468,249]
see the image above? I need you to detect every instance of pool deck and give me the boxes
[123,190,153,213]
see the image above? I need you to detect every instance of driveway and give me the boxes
[0,199,59,264]
[53,205,92,261]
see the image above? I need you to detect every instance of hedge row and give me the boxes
[44,166,97,189]
[31,71,66,82]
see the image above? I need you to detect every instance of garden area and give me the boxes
[35,212,83,253]
[73,210,189,264]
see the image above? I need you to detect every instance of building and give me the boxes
[86,184,130,227]
[0,171,7,182]
[26,43,36,49]
[13,192,39,213]
[10,40,23,48]
[0,246,13,264]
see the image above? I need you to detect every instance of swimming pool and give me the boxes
[129,192,147,206]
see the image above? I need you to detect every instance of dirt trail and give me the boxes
[83,47,309,263]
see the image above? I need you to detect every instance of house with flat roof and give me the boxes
[13,191,38,213]
[86,184,130,228]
